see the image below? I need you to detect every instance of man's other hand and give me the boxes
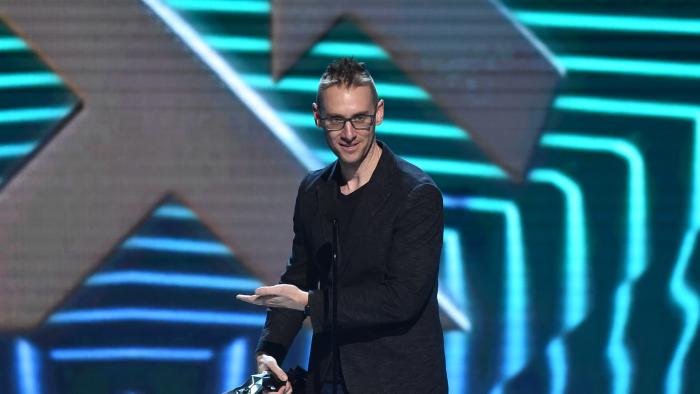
[257,353,292,394]
[236,284,308,311]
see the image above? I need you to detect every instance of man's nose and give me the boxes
[340,120,357,140]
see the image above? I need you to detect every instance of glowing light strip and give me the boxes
[559,56,700,79]
[310,41,390,59]
[240,73,430,100]
[154,204,197,219]
[666,229,700,394]
[278,111,465,139]
[50,347,213,361]
[542,133,644,394]
[555,96,700,394]
[440,228,468,312]
[166,0,270,14]
[204,35,270,52]
[543,134,644,325]
[547,340,566,394]
[0,106,72,124]
[86,270,261,291]
[461,197,526,394]
[0,72,62,89]
[555,95,698,119]
[515,11,700,35]
[142,0,322,170]
[48,308,266,326]
[16,339,40,394]
[692,116,700,228]
[122,236,233,255]
[0,142,37,158]
[440,227,469,393]
[221,338,248,391]
[445,331,469,394]
[0,37,27,51]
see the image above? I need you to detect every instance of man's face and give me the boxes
[313,84,384,167]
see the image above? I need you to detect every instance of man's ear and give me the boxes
[312,102,320,127]
[375,99,384,126]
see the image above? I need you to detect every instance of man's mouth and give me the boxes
[339,143,359,152]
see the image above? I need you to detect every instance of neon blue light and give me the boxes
[205,35,270,52]
[221,338,248,391]
[440,228,468,311]
[240,74,430,100]
[543,134,645,326]
[530,169,587,394]
[441,169,584,394]
[555,96,698,119]
[310,42,390,59]
[445,331,468,394]
[547,340,566,394]
[48,308,266,326]
[166,0,270,14]
[530,167,590,325]
[459,198,526,394]
[0,142,37,158]
[16,339,40,394]
[154,204,197,219]
[50,347,213,361]
[122,236,233,255]
[279,111,466,139]
[515,11,700,35]
[440,227,469,393]
[692,117,700,228]
[0,72,62,89]
[542,133,646,394]
[666,229,700,394]
[0,106,73,124]
[0,37,27,51]
[555,97,700,394]
[559,56,700,79]
[142,0,322,171]
[86,270,261,290]
[302,329,313,370]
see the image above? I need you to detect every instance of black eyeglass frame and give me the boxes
[317,107,379,131]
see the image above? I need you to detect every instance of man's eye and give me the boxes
[352,115,369,121]
[329,117,345,123]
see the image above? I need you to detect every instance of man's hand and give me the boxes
[236,284,309,311]
[257,353,292,394]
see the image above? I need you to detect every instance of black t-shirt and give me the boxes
[322,172,372,385]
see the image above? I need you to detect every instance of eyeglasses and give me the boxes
[318,113,377,131]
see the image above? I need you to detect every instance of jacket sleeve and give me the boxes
[308,182,444,333]
[255,177,314,363]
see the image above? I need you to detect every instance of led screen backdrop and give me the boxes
[0,0,699,393]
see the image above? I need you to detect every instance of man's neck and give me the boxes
[339,142,382,194]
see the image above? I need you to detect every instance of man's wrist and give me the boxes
[300,291,309,312]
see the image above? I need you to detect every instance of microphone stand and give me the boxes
[330,218,340,394]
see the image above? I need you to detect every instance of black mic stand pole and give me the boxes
[330,218,340,394]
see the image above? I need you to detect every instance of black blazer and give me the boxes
[257,140,448,393]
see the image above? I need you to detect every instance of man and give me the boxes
[237,57,447,393]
